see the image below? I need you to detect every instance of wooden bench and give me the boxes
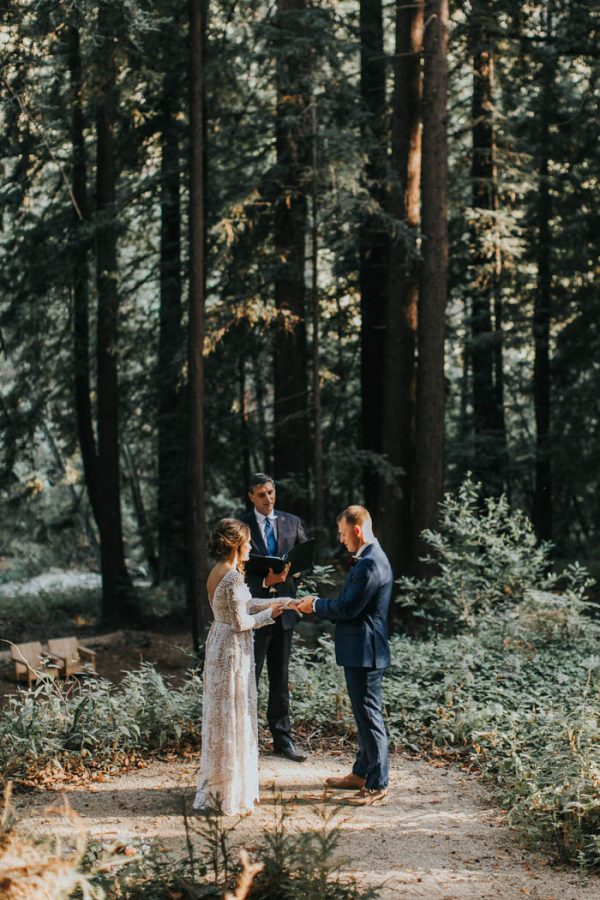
[10,641,61,689]
[47,637,97,678]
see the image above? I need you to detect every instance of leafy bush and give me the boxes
[0,664,202,782]
[396,477,594,630]
[379,622,600,868]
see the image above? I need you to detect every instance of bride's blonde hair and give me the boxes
[208,518,251,572]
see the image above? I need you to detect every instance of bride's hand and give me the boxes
[269,601,286,618]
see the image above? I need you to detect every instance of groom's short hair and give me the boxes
[337,505,371,526]
[248,472,275,491]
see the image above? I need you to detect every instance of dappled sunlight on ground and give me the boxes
[12,752,599,899]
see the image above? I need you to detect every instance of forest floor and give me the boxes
[3,623,600,897]
[12,749,600,899]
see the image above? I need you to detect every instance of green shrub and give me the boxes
[379,622,600,868]
[0,664,202,781]
[396,477,594,631]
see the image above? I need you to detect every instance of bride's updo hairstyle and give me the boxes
[208,518,251,571]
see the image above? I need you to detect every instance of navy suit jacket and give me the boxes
[314,541,392,669]
[239,508,307,629]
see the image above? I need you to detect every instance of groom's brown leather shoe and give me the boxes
[344,787,388,806]
[325,773,366,790]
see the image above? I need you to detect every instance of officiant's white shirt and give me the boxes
[254,509,278,546]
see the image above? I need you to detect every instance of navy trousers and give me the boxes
[344,667,388,790]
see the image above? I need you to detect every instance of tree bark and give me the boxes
[239,343,251,495]
[533,21,554,542]
[470,0,506,493]
[188,0,209,648]
[95,3,133,621]
[381,0,423,578]
[157,66,187,582]
[359,0,388,516]
[122,440,158,580]
[414,0,449,568]
[68,25,101,526]
[310,98,324,546]
[273,0,309,515]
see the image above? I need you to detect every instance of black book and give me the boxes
[245,539,317,578]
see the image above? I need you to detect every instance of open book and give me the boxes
[245,538,316,578]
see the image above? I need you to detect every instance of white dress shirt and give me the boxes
[254,509,278,548]
[255,510,279,591]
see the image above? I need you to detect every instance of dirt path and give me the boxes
[12,752,598,899]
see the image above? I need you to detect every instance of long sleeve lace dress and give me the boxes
[193,568,275,815]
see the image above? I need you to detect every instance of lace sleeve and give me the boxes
[247,598,274,613]
[226,573,274,632]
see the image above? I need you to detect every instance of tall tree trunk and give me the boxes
[359,0,388,516]
[157,67,187,582]
[414,0,449,569]
[239,344,251,495]
[533,18,554,542]
[251,353,271,473]
[273,0,309,515]
[95,3,133,621]
[122,440,158,580]
[381,0,423,578]
[310,97,324,545]
[470,0,506,493]
[68,25,101,526]
[188,0,209,648]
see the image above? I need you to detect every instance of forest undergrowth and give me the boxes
[1,483,599,872]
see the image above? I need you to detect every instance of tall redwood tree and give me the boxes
[359,0,388,517]
[414,0,449,568]
[470,0,506,492]
[381,0,423,578]
[94,2,133,621]
[273,0,309,514]
[188,0,209,646]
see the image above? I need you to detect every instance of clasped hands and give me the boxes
[288,595,316,615]
[268,595,316,618]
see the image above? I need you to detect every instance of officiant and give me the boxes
[238,473,308,762]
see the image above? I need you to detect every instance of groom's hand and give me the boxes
[294,596,316,615]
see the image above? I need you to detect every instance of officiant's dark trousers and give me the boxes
[344,667,389,790]
[254,619,293,749]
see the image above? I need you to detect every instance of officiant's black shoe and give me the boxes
[274,742,307,762]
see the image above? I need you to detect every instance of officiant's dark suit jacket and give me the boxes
[314,540,392,668]
[238,507,307,750]
[239,508,307,628]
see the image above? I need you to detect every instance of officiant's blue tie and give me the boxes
[264,517,277,556]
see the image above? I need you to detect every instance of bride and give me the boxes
[193,518,286,815]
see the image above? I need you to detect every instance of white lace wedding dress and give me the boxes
[193,568,275,815]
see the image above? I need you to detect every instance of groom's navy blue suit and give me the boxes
[314,540,392,790]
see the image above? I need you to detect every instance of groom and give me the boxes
[295,505,392,805]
